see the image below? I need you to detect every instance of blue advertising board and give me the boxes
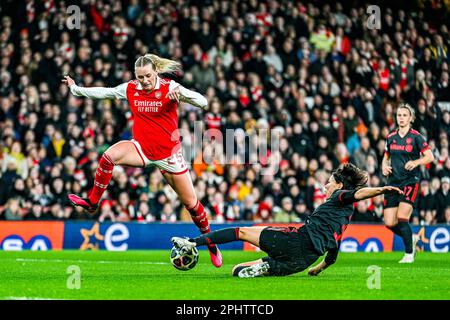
[1,221,448,252]
[393,225,450,253]
[63,222,253,251]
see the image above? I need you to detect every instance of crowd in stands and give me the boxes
[0,0,450,225]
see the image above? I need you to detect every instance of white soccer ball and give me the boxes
[170,245,199,271]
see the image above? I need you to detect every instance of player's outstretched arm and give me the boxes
[62,76,127,100]
[354,185,403,201]
[179,86,208,110]
[169,86,208,111]
[308,245,339,276]
[165,80,208,110]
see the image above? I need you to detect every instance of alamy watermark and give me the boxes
[178,122,282,176]
[366,5,381,30]
[366,265,381,289]
[66,5,81,30]
[66,265,81,289]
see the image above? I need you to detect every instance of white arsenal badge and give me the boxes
[155,91,162,99]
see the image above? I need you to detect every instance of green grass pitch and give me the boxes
[0,250,449,300]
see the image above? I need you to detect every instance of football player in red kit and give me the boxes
[62,54,222,267]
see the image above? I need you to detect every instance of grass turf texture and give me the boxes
[0,250,449,300]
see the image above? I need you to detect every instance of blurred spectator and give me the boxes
[445,207,450,225]
[161,202,177,222]
[115,192,134,222]
[352,200,377,222]
[2,141,28,179]
[135,200,156,223]
[263,45,283,73]
[209,192,227,223]
[273,197,300,223]
[254,196,273,223]
[3,198,25,221]
[98,200,116,222]
[26,202,52,220]
[437,177,450,222]
[50,203,70,220]
[190,53,216,92]
[371,195,384,222]
[352,137,378,171]
[242,194,258,221]
[418,180,437,225]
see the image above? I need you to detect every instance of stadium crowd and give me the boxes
[0,0,450,225]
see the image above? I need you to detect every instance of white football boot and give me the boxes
[171,237,196,255]
[238,262,271,278]
[398,253,414,263]
[399,234,419,263]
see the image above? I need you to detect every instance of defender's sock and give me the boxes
[190,228,240,247]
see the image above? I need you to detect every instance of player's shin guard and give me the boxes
[186,200,211,234]
[191,228,240,246]
[88,153,115,205]
[397,218,413,254]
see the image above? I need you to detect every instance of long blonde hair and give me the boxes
[134,54,181,74]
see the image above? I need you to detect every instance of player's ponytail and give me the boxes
[134,54,182,75]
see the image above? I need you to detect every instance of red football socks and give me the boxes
[88,153,115,205]
[187,200,211,234]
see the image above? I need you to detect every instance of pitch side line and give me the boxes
[14,258,237,266]
[15,258,169,265]
[3,296,61,300]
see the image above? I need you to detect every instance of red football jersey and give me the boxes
[126,78,181,160]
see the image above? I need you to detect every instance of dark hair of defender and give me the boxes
[332,163,369,190]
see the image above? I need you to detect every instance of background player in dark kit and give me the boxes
[172,164,403,278]
[382,103,434,263]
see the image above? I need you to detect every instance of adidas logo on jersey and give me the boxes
[134,92,139,96]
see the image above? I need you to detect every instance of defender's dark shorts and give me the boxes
[384,182,420,209]
[259,226,320,276]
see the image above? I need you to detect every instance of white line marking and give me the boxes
[3,296,61,300]
[15,258,169,265]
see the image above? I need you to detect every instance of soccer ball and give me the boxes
[170,245,199,271]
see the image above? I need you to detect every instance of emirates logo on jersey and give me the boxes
[155,91,162,99]
[134,100,162,107]
[134,100,163,113]
[405,145,413,152]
